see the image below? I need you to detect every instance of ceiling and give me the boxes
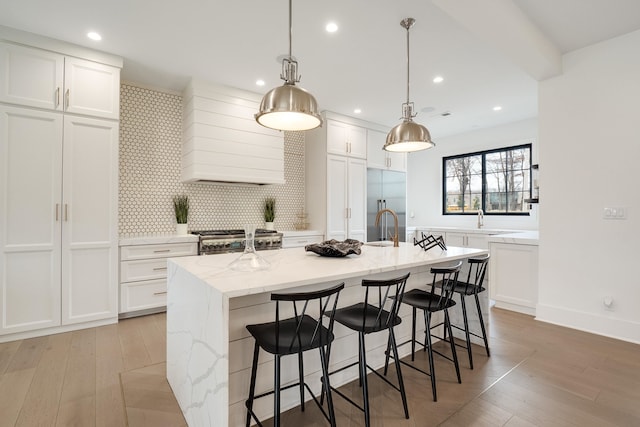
[2,0,640,138]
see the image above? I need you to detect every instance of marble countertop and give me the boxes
[487,231,539,245]
[168,242,487,299]
[119,233,199,246]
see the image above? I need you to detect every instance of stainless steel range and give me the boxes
[191,229,283,255]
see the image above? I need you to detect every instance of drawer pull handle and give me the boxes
[153,267,168,271]
[153,291,168,296]
[153,249,171,253]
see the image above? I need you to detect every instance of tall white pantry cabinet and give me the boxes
[0,33,121,340]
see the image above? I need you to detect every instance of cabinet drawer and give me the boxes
[120,279,167,313]
[120,259,169,283]
[120,242,197,261]
[282,235,323,249]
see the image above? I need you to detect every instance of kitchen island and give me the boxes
[166,242,487,426]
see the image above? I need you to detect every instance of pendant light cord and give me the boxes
[406,21,410,106]
[288,0,293,60]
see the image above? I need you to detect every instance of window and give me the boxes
[443,144,532,215]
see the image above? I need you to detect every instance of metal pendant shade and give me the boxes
[255,0,322,131]
[384,18,435,152]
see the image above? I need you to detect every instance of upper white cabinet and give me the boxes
[366,129,406,172]
[326,119,367,159]
[0,42,120,120]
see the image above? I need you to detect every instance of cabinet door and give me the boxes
[61,116,118,325]
[326,155,348,241]
[387,151,407,172]
[326,120,366,158]
[347,158,367,241]
[326,120,348,155]
[0,106,63,335]
[467,234,489,249]
[446,232,466,247]
[0,42,64,111]
[348,125,367,159]
[366,129,387,169]
[64,57,120,120]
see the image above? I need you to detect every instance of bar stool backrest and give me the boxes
[360,272,411,332]
[429,261,463,307]
[461,254,490,295]
[272,283,345,353]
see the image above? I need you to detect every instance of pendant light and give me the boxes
[255,0,322,131]
[384,18,435,152]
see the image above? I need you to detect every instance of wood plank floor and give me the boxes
[0,307,638,426]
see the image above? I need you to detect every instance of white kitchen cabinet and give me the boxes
[119,241,198,316]
[0,34,121,340]
[305,112,373,242]
[0,107,63,334]
[366,129,406,172]
[281,231,324,248]
[0,108,119,335]
[0,41,120,120]
[326,119,367,159]
[489,241,538,315]
[446,232,489,249]
[326,155,367,241]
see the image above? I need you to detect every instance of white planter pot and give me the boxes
[176,223,189,235]
[265,222,274,230]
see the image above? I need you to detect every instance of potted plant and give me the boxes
[264,197,275,230]
[173,195,189,235]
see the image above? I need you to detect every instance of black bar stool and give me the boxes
[323,272,410,427]
[245,282,344,427]
[386,261,462,402]
[438,254,490,369]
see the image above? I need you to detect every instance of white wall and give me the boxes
[407,118,538,230]
[537,30,640,343]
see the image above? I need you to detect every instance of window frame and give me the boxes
[442,143,532,216]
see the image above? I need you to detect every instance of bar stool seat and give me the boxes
[245,282,344,427]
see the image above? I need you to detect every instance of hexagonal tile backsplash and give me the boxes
[119,84,305,236]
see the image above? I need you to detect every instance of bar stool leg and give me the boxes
[411,307,417,361]
[298,351,305,411]
[246,343,260,427]
[274,355,281,427]
[388,327,409,419]
[475,293,491,357]
[384,332,392,376]
[424,310,437,401]
[319,346,336,427]
[358,332,371,427]
[445,309,461,384]
[460,295,474,369]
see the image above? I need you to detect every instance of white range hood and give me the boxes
[181,80,285,185]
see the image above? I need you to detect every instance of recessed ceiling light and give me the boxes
[433,76,444,84]
[256,79,265,87]
[493,105,502,111]
[87,32,102,41]
[354,108,362,114]
[326,22,338,33]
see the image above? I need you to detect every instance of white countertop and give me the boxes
[119,233,199,246]
[280,229,323,237]
[169,242,487,299]
[415,226,529,235]
[487,230,539,245]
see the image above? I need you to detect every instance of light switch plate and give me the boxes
[603,206,627,219]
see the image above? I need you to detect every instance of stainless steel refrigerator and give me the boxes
[367,169,407,242]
